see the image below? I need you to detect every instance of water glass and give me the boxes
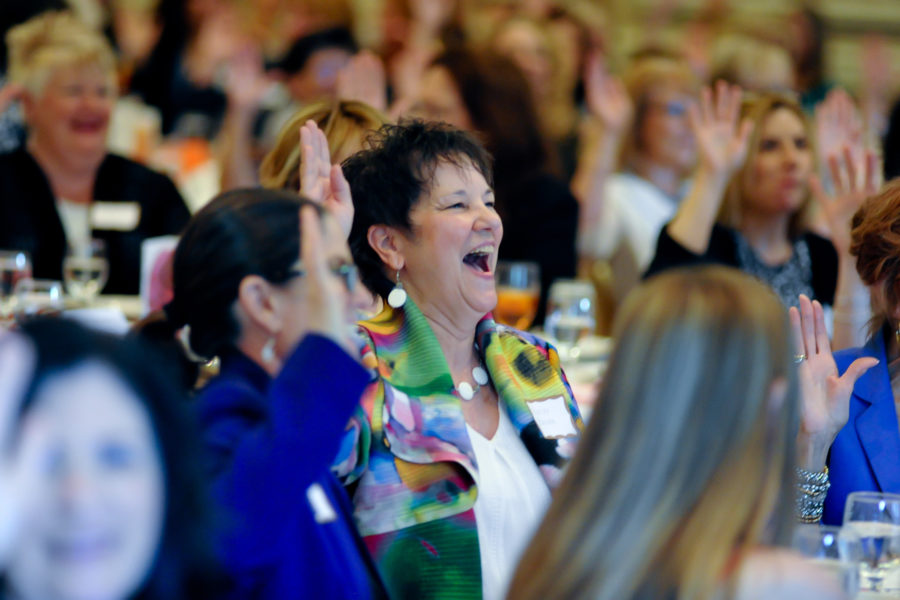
[544,279,596,357]
[792,524,861,596]
[13,279,65,320]
[63,239,109,302]
[843,491,900,592]
[494,261,540,330]
[0,250,32,324]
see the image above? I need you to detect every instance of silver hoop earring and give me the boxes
[261,337,276,364]
[387,270,407,308]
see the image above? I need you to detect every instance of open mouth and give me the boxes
[70,117,107,133]
[462,248,493,274]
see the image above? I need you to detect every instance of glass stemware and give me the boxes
[843,491,900,593]
[0,250,32,325]
[493,261,541,330]
[792,524,861,596]
[544,279,596,360]
[63,238,109,303]
[13,279,65,321]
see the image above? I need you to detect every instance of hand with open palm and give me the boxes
[687,81,753,178]
[583,50,632,139]
[299,120,354,238]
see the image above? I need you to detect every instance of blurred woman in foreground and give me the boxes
[509,267,874,600]
[0,318,220,599]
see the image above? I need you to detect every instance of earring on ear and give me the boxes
[261,337,277,364]
[387,270,407,308]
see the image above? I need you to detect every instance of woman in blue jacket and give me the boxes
[142,187,385,599]
[824,178,900,524]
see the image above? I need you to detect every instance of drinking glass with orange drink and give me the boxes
[493,261,540,330]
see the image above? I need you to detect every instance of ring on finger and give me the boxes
[794,353,807,364]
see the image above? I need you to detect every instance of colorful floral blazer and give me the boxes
[335,299,583,599]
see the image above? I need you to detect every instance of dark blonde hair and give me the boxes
[508,266,798,600]
[719,94,815,238]
[850,178,900,337]
[620,52,700,170]
[258,100,388,191]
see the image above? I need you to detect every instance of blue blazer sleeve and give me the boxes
[199,334,369,565]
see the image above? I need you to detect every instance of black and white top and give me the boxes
[646,223,838,308]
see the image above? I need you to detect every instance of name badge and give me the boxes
[526,396,578,439]
[91,202,141,231]
[307,483,337,524]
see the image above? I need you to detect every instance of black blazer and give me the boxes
[0,149,190,294]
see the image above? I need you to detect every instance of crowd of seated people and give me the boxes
[2,1,900,599]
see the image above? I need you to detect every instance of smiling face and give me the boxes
[393,160,502,325]
[741,107,813,218]
[24,64,115,165]
[7,361,165,600]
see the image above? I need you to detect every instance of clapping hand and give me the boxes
[789,295,877,456]
[0,334,49,567]
[809,146,881,256]
[687,81,753,178]
[299,120,354,238]
[583,50,632,138]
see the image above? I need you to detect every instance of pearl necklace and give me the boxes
[455,365,490,401]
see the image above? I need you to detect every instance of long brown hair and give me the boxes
[508,266,798,600]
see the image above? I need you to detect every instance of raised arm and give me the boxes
[298,121,354,238]
[790,294,877,522]
[810,146,880,349]
[572,51,632,259]
[666,81,752,254]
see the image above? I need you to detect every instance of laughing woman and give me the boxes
[338,120,583,600]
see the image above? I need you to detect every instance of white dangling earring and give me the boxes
[387,270,407,308]
[261,337,276,364]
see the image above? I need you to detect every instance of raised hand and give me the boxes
[815,88,863,172]
[809,146,880,256]
[299,206,355,353]
[299,120,354,238]
[224,45,271,112]
[790,295,877,461]
[687,80,753,177]
[336,50,388,112]
[583,50,632,138]
[0,334,49,567]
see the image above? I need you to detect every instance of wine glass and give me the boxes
[544,279,596,360]
[493,261,540,330]
[63,239,109,303]
[792,524,861,596]
[0,250,32,325]
[13,279,65,321]
[843,491,900,593]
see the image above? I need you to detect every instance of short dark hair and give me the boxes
[269,26,357,75]
[14,318,225,598]
[143,188,321,360]
[343,119,493,299]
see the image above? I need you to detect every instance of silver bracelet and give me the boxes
[796,466,830,523]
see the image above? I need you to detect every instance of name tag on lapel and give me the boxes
[307,483,338,524]
[527,396,578,439]
[91,202,141,231]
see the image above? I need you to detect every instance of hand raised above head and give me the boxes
[809,146,881,256]
[298,206,355,354]
[687,80,753,178]
[299,120,354,238]
[789,294,877,449]
[336,51,388,112]
[583,50,632,138]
